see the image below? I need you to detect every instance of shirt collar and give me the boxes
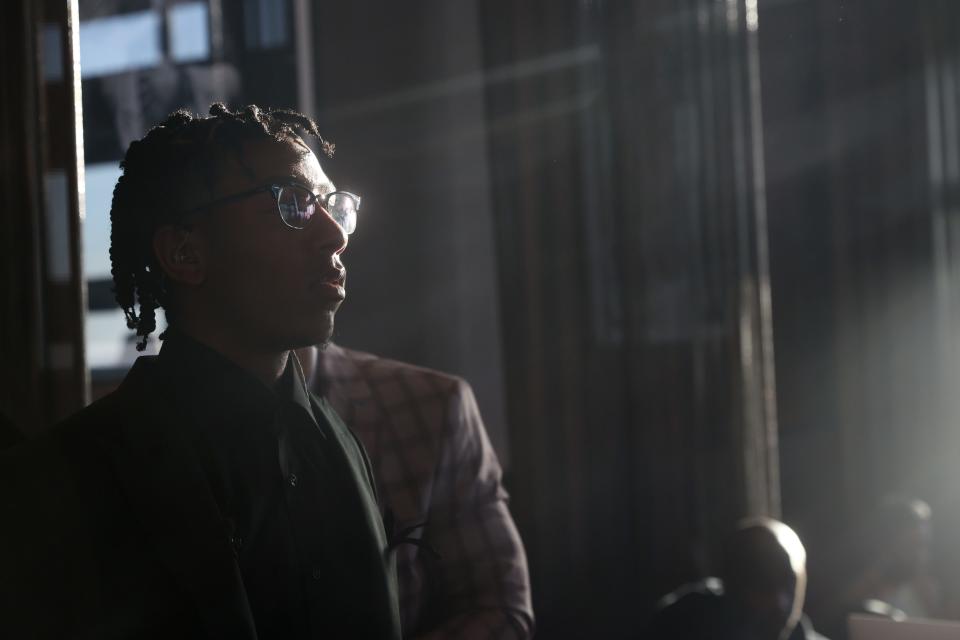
[277,347,318,423]
[157,329,316,425]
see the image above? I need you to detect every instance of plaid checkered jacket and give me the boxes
[309,345,534,639]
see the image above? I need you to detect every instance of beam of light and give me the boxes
[318,45,602,122]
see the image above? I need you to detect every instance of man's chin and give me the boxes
[278,317,334,351]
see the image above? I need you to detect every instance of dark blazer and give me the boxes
[0,355,401,639]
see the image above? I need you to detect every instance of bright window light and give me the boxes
[79,11,162,78]
[82,162,122,280]
[169,3,210,63]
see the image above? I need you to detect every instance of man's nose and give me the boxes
[311,205,349,254]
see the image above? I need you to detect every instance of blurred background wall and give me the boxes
[5,0,960,637]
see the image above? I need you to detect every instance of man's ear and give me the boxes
[153,225,206,286]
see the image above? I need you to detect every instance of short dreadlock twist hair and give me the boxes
[109,103,334,351]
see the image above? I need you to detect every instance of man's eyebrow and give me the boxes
[288,136,312,154]
[267,175,334,194]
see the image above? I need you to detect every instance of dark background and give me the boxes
[6,1,960,637]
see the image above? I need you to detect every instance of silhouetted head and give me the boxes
[110,103,352,353]
[719,518,808,640]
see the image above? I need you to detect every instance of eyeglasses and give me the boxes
[180,182,360,234]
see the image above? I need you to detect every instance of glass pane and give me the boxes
[168,2,210,63]
[79,10,162,78]
[82,162,121,280]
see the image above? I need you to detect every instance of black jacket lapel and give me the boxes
[99,357,257,639]
[310,395,402,639]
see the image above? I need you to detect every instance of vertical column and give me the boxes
[42,0,89,422]
[0,0,45,438]
[601,0,780,586]
[0,0,87,437]
[726,0,782,521]
[630,0,779,575]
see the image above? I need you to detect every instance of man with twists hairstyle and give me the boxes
[0,104,400,639]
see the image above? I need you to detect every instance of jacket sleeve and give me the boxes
[416,379,534,640]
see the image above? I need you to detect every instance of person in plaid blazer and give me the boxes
[300,343,534,639]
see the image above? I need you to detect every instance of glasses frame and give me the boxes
[177,181,361,233]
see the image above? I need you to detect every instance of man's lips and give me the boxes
[316,283,345,300]
[314,268,346,300]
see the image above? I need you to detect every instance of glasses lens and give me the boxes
[277,185,316,229]
[326,193,358,234]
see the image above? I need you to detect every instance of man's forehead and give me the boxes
[175,135,333,213]
[287,134,313,155]
[231,136,332,189]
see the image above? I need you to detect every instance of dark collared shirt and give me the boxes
[158,333,389,638]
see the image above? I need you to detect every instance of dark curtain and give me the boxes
[480,2,780,636]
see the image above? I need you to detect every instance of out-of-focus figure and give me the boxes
[823,496,938,639]
[647,518,829,640]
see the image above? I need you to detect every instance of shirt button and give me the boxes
[288,473,298,487]
[312,567,322,580]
